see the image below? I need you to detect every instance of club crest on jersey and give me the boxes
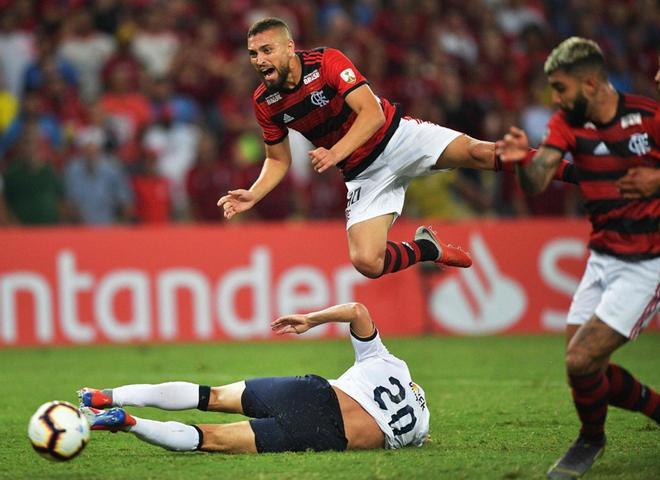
[303,69,320,85]
[620,113,642,129]
[628,133,650,156]
[265,92,282,105]
[310,90,329,107]
[340,68,356,84]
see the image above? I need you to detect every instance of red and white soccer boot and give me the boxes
[414,226,472,268]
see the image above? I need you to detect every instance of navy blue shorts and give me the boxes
[242,375,348,453]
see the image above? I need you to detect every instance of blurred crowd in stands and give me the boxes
[0,0,657,226]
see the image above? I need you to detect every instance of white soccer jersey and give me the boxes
[329,330,429,449]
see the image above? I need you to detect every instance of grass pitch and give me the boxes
[1,334,658,479]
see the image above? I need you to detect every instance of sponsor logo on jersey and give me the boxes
[265,92,282,105]
[283,113,295,124]
[410,382,426,411]
[303,69,320,85]
[620,113,642,129]
[340,68,356,84]
[593,142,610,155]
[310,90,329,107]
[628,133,650,156]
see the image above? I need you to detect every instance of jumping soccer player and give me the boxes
[217,17,576,279]
[497,37,659,479]
[80,303,429,454]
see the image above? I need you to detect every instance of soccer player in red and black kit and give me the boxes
[497,37,659,479]
[614,53,660,199]
[218,17,575,279]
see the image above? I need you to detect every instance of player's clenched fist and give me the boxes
[217,189,256,219]
[309,147,340,173]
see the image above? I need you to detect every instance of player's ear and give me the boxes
[581,72,599,97]
[287,38,295,57]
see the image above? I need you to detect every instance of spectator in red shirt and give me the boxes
[131,146,171,224]
[98,63,151,163]
[101,34,142,94]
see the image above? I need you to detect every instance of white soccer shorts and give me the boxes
[344,117,461,230]
[566,250,660,339]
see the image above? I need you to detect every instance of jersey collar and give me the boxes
[590,91,623,129]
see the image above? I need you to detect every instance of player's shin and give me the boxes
[381,240,431,276]
[112,382,209,410]
[606,363,660,423]
[568,371,610,441]
[130,418,202,452]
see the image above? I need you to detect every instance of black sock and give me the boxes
[197,385,211,411]
[191,424,204,450]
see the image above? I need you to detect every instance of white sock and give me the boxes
[112,382,199,410]
[129,417,200,451]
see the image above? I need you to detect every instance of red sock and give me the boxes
[382,240,431,275]
[569,371,609,441]
[606,363,660,422]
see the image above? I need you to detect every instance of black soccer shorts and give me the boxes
[242,374,348,453]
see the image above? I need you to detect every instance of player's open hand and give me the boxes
[616,166,660,199]
[271,314,312,335]
[217,189,256,219]
[309,147,339,174]
[495,126,530,163]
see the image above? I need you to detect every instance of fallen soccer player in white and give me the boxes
[80,303,429,453]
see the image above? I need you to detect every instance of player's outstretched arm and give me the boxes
[437,133,575,186]
[217,138,292,219]
[271,303,375,338]
[496,126,564,194]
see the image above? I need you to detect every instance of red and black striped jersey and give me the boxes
[543,93,659,260]
[252,47,401,181]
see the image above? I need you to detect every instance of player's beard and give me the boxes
[263,63,290,90]
[563,93,589,126]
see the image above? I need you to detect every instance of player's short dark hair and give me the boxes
[247,17,291,39]
[544,37,606,78]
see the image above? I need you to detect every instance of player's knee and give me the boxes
[208,386,225,412]
[199,426,233,453]
[350,253,383,279]
[565,348,595,375]
[207,382,245,413]
[349,248,385,278]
